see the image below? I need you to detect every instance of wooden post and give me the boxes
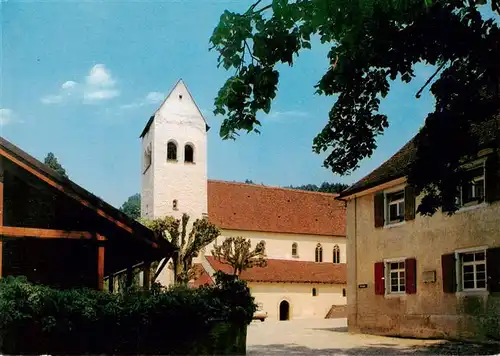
[126,267,133,288]
[143,262,151,291]
[97,233,106,291]
[108,275,114,293]
[0,157,4,279]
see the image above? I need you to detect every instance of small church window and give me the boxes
[292,242,298,257]
[167,141,177,161]
[173,199,178,210]
[184,144,194,163]
[333,244,340,264]
[312,288,318,297]
[315,243,323,262]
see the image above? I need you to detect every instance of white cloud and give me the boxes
[41,64,119,105]
[41,95,63,104]
[61,80,77,90]
[268,110,309,121]
[0,108,14,126]
[145,91,165,104]
[120,91,165,110]
[86,64,115,88]
[84,89,120,101]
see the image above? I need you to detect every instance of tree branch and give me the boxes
[245,0,272,15]
[416,61,447,99]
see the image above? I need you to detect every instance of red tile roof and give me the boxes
[205,256,346,284]
[189,263,214,287]
[207,180,346,236]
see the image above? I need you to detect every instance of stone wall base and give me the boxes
[349,313,499,341]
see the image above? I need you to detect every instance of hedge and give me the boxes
[0,271,256,355]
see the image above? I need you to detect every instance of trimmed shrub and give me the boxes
[0,272,256,355]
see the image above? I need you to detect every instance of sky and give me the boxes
[0,0,440,208]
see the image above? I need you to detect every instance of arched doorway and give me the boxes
[279,300,290,321]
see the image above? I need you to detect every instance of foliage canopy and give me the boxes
[44,152,68,178]
[120,193,141,220]
[210,0,500,215]
[212,236,267,276]
[140,214,220,285]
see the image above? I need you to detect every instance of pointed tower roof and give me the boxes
[139,79,210,138]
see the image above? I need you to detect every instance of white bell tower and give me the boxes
[140,79,209,222]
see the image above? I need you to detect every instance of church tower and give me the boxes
[140,79,209,222]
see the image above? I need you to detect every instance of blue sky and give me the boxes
[1,0,439,208]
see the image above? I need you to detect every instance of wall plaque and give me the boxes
[358,284,368,289]
[422,270,436,283]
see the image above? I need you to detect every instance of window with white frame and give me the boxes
[457,249,487,291]
[458,163,485,207]
[386,190,405,224]
[387,260,405,293]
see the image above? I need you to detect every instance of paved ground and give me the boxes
[247,318,500,355]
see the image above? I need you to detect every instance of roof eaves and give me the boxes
[139,115,155,138]
[0,137,163,248]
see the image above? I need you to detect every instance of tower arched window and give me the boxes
[292,242,298,257]
[184,144,194,163]
[315,243,323,262]
[167,141,177,161]
[333,244,340,264]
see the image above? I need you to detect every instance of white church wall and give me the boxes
[140,125,155,219]
[248,282,347,320]
[205,229,346,263]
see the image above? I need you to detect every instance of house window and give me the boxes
[315,244,323,262]
[292,242,298,257]
[458,249,487,291]
[312,288,317,296]
[184,144,194,163]
[333,244,340,264]
[386,190,405,224]
[458,163,485,207]
[173,199,178,210]
[387,260,405,293]
[342,288,346,297]
[167,141,177,161]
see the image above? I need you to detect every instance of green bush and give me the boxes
[0,272,256,355]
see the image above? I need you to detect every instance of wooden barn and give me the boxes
[0,137,174,290]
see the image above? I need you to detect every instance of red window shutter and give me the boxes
[374,193,385,228]
[487,247,500,293]
[405,257,417,294]
[441,253,456,293]
[374,262,385,295]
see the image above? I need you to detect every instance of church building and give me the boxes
[139,79,347,320]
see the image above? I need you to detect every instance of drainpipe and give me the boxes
[336,196,358,329]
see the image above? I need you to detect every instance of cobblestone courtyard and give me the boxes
[247,318,500,355]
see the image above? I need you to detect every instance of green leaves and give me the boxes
[211,236,268,276]
[0,276,255,355]
[211,0,500,215]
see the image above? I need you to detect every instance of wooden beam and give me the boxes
[0,239,3,279]
[0,157,4,227]
[0,147,132,234]
[0,226,94,239]
[97,233,105,291]
[0,158,3,278]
